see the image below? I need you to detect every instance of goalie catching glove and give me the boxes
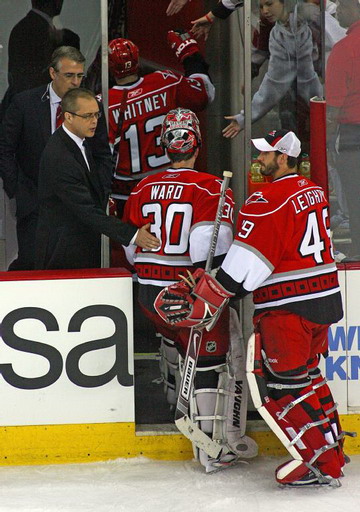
[154,268,234,329]
[167,29,200,63]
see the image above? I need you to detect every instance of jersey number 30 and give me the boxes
[142,202,193,254]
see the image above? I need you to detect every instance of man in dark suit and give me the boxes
[0,46,112,270]
[1,0,79,113]
[35,88,159,269]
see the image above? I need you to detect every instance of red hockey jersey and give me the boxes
[108,70,214,193]
[122,167,234,287]
[217,173,343,324]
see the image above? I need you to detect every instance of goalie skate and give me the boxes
[276,460,341,488]
[199,450,248,474]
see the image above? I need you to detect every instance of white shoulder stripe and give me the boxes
[241,185,325,217]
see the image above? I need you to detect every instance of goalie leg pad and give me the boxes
[159,335,180,406]
[190,349,257,472]
[246,332,342,481]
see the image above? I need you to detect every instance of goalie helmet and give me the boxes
[161,108,202,155]
[108,38,139,79]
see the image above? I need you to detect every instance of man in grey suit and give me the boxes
[35,88,159,269]
[0,46,111,270]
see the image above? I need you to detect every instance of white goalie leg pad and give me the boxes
[159,335,180,406]
[190,313,258,471]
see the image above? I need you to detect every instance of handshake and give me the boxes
[154,268,234,330]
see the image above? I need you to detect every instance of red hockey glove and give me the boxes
[154,268,234,329]
[167,29,200,63]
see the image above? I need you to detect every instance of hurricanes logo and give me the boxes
[206,341,217,353]
[245,191,268,205]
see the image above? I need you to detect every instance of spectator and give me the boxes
[326,0,360,260]
[123,107,257,472]
[221,0,322,138]
[156,129,346,486]
[35,88,159,270]
[0,46,112,271]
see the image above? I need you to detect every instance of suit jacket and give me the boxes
[0,84,113,218]
[35,127,137,270]
[8,10,80,96]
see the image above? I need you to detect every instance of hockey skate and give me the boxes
[199,449,248,474]
[276,460,341,488]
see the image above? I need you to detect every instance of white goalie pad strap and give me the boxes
[312,378,327,390]
[288,418,329,447]
[278,389,316,420]
[309,442,339,466]
[325,403,338,415]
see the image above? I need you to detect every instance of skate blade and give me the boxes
[206,458,249,474]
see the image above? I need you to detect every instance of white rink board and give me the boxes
[321,269,347,414]
[343,269,360,412]
[0,275,134,426]
[324,268,360,414]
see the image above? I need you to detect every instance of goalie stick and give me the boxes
[175,170,232,458]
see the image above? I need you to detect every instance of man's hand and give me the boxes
[222,115,242,139]
[190,12,215,41]
[154,268,233,329]
[167,29,200,63]
[135,223,160,250]
[166,0,190,16]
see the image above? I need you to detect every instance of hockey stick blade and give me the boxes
[175,415,222,459]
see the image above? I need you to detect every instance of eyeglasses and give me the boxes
[56,72,86,80]
[67,111,102,120]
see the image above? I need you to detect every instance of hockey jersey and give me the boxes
[122,168,234,287]
[217,173,343,324]
[108,70,214,194]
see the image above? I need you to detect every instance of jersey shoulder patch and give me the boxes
[154,69,181,82]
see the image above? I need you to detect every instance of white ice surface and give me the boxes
[0,455,359,511]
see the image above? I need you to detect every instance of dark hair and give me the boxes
[167,147,198,163]
[275,150,298,169]
[49,46,85,71]
[62,88,96,113]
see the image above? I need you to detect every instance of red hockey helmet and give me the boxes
[108,38,139,79]
[161,108,202,155]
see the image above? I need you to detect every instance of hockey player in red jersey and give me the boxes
[123,108,258,472]
[107,34,215,211]
[156,129,349,486]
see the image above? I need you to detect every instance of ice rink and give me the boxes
[0,455,359,511]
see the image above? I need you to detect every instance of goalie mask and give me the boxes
[161,108,202,155]
[108,38,139,79]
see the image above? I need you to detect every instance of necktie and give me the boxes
[55,104,63,129]
[82,140,93,171]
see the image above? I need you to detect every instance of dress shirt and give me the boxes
[62,124,90,170]
[49,83,62,133]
